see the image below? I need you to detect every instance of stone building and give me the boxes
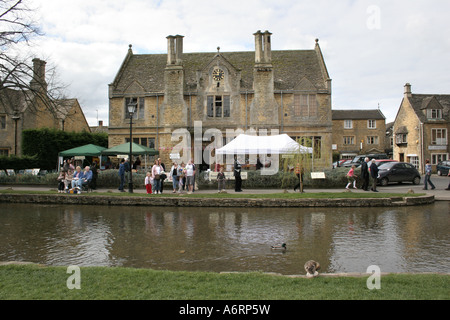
[393,83,450,173]
[332,109,386,159]
[108,31,333,169]
[0,58,91,156]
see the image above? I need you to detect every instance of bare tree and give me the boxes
[0,0,67,118]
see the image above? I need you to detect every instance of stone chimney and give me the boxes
[404,83,412,98]
[250,30,278,126]
[162,34,187,127]
[166,35,184,66]
[30,58,47,93]
[254,30,272,65]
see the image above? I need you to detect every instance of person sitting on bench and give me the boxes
[81,166,93,189]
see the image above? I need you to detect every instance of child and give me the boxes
[145,172,152,194]
[57,170,66,193]
[346,165,358,189]
[217,167,226,192]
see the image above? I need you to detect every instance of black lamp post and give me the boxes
[128,101,137,193]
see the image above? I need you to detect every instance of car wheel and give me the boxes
[380,177,389,186]
[412,176,421,185]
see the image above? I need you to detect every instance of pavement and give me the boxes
[1,175,449,201]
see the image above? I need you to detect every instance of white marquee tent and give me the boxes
[215,134,313,155]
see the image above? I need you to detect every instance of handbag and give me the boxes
[155,174,160,180]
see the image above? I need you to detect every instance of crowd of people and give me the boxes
[57,158,98,194]
[58,155,450,194]
[139,158,197,194]
[119,156,243,194]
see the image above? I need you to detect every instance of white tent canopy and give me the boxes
[215,134,313,155]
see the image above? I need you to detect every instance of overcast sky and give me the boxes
[27,0,450,126]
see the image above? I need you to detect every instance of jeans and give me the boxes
[118,174,125,190]
[71,179,82,189]
[172,175,178,190]
[424,174,435,189]
[153,179,161,192]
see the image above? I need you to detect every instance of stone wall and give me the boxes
[0,193,434,208]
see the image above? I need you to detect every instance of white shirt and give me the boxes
[185,164,194,176]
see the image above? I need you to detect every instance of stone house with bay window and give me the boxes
[393,83,450,173]
[108,31,333,170]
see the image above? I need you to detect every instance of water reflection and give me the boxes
[0,202,448,274]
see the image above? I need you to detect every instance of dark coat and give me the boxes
[234,160,241,177]
[370,162,379,178]
[361,161,369,177]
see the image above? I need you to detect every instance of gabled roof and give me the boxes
[332,109,386,120]
[407,94,450,122]
[110,49,329,94]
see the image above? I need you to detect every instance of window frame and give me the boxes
[396,133,407,144]
[344,119,353,129]
[368,119,377,129]
[124,97,145,120]
[207,95,230,118]
[431,128,447,145]
[431,153,448,165]
[366,136,379,145]
[427,109,443,120]
[0,115,6,130]
[343,136,355,145]
[294,94,317,118]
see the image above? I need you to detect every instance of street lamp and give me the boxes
[128,101,137,193]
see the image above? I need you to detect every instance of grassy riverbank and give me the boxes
[0,188,425,199]
[0,264,448,300]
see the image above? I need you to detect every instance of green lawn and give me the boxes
[0,265,448,300]
[0,189,424,199]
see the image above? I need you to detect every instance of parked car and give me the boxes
[377,162,421,186]
[436,160,450,176]
[332,159,348,169]
[372,159,398,167]
[343,153,388,167]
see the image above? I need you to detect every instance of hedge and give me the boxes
[0,167,355,190]
[20,128,108,170]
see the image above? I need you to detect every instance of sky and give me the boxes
[23,0,450,126]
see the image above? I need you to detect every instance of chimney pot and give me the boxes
[404,83,412,98]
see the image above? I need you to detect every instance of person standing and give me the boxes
[360,157,370,191]
[234,156,242,192]
[152,159,162,194]
[423,159,436,190]
[185,160,195,194]
[90,161,98,190]
[145,172,152,194]
[158,158,166,194]
[118,159,126,192]
[293,162,305,192]
[170,161,179,193]
[217,167,226,192]
[370,159,379,192]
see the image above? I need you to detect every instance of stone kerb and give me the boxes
[0,193,435,208]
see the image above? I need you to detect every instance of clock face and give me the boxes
[212,68,224,81]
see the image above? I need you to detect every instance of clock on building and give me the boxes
[212,68,225,81]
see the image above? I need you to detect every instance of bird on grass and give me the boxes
[304,260,321,278]
[271,243,287,251]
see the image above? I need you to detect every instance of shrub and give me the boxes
[0,167,355,190]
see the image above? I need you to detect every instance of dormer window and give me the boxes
[124,97,145,119]
[427,109,442,119]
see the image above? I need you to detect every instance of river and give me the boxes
[0,202,448,274]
